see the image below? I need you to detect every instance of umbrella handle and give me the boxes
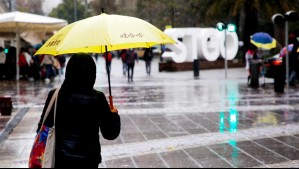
[109,96,114,110]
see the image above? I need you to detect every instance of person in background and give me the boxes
[41,55,56,82]
[160,44,166,62]
[103,52,113,75]
[126,48,138,82]
[0,47,6,79]
[37,53,121,168]
[286,37,299,86]
[19,47,29,80]
[143,48,153,75]
[57,55,66,75]
[24,47,34,81]
[120,49,128,76]
[245,44,258,84]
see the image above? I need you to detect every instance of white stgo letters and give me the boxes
[162,28,239,63]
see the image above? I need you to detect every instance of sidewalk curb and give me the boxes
[0,108,29,145]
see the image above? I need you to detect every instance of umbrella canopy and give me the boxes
[35,13,176,109]
[35,13,176,56]
[0,11,68,80]
[250,32,277,50]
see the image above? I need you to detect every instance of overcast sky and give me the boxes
[42,0,62,15]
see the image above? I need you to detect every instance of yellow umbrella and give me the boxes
[35,13,176,108]
[35,13,175,55]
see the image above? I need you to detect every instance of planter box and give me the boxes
[159,59,245,72]
[0,97,12,116]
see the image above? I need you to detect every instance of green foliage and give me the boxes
[49,0,91,24]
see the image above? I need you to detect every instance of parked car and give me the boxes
[263,53,283,78]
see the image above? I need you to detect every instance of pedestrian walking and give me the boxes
[126,48,138,82]
[36,53,121,168]
[24,47,34,81]
[19,47,29,80]
[41,55,57,82]
[160,44,166,62]
[120,49,128,76]
[143,48,153,75]
[57,55,66,75]
[0,47,6,79]
[103,52,113,74]
[245,44,258,85]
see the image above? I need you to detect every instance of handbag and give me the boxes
[29,88,60,168]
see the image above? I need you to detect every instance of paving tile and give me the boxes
[275,136,299,150]
[236,140,287,165]
[185,114,219,132]
[254,138,299,161]
[160,150,200,168]
[208,142,264,168]
[167,115,207,134]
[130,115,167,140]
[185,146,233,168]
[105,157,135,168]
[133,154,167,168]
[148,114,188,137]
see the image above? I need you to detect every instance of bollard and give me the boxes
[249,59,261,88]
[274,65,285,93]
[193,59,200,78]
[0,97,12,116]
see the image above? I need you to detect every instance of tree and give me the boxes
[15,0,44,15]
[49,0,91,24]
[202,0,299,53]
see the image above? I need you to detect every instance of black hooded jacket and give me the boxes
[37,54,121,167]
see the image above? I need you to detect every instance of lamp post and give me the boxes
[74,0,77,22]
[216,22,236,79]
[272,10,298,92]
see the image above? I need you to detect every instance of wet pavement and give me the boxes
[1,57,299,168]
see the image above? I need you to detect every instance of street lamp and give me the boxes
[272,10,298,91]
[216,22,236,79]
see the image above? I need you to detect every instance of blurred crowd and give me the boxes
[0,46,66,82]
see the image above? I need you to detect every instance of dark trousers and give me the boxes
[145,61,151,75]
[122,61,127,75]
[127,63,135,81]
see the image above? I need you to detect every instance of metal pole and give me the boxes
[16,27,20,81]
[285,21,289,91]
[9,0,13,12]
[74,0,77,22]
[225,29,228,79]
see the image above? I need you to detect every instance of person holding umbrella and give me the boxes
[36,54,121,168]
[34,13,175,109]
